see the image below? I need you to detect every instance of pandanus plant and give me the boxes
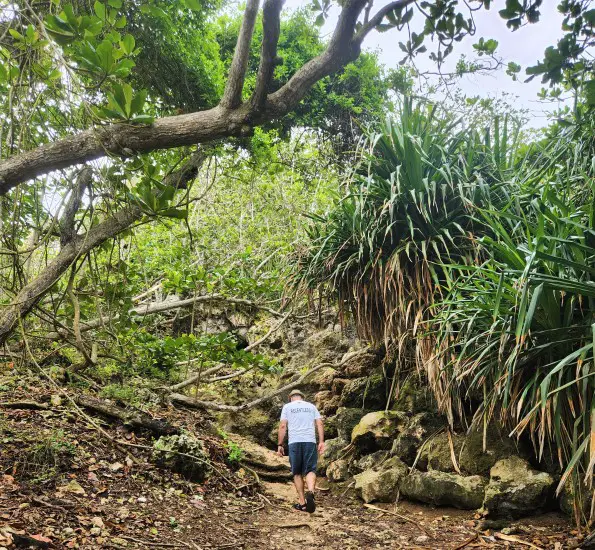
[432,118,595,524]
[298,99,518,370]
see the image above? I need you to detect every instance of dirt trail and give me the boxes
[244,480,572,550]
[0,387,578,549]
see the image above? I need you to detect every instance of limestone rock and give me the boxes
[400,470,487,510]
[309,367,338,391]
[318,437,348,475]
[152,433,210,482]
[323,415,339,440]
[327,459,350,482]
[342,352,379,378]
[50,394,62,407]
[459,426,523,476]
[483,457,555,518]
[321,396,341,417]
[331,378,349,395]
[304,329,349,360]
[351,411,407,452]
[354,457,409,503]
[392,376,434,413]
[351,450,389,474]
[340,373,387,409]
[419,432,464,473]
[334,407,370,441]
[559,481,592,520]
[391,412,446,466]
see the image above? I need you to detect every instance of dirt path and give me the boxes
[242,481,573,550]
[0,387,579,549]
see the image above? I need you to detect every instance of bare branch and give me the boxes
[0,151,207,345]
[220,0,262,109]
[250,0,284,110]
[169,348,369,412]
[44,295,283,340]
[59,167,92,247]
[355,0,417,43]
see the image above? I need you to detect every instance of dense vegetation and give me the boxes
[1,0,594,529]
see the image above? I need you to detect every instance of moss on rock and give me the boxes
[152,433,210,482]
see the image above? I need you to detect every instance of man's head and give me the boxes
[288,389,304,402]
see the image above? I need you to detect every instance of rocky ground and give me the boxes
[0,379,586,550]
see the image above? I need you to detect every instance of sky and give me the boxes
[284,0,570,128]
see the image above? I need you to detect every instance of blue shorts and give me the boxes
[288,442,317,476]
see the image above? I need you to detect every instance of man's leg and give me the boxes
[305,471,316,493]
[303,443,318,513]
[293,474,306,506]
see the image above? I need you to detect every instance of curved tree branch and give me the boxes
[0,150,207,345]
[0,0,386,193]
[250,0,284,110]
[220,0,262,109]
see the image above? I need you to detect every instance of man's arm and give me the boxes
[277,419,288,456]
[315,419,325,454]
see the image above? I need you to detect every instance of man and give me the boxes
[277,389,325,513]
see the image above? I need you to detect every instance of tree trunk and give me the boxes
[0,206,142,345]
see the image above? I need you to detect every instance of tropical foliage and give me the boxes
[299,102,595,521]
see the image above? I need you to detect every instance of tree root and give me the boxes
[75,395,178,437]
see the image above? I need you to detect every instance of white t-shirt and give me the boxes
[280,400,321,445]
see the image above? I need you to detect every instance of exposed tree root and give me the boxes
[74,395,179,437]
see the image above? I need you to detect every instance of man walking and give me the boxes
[277,389,325,513]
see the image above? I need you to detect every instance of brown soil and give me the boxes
[0,383,584,550]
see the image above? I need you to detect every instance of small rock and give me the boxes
[354,457,409,503]
[59,480,86,495]
[414,535,429,544]
[91,517,104,529]
[137,496,147,503]
[90,527,101,536]
[351,411,407,450]
[50,395,62,407]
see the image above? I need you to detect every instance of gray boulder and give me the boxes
[392,376,434,413]
[351,411,408,452]
[391,412,446,466]
[483,457,555,518]
[318,437,349,475]
[400,469,487,510]
[351,450,390,474]
[417,432,463,473]
[459,426,523,476]
[354,457,409,503]
[152,433,210,482]
[418,425,523,476]
[309,367,338,391]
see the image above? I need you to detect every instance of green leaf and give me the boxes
[119,34,135,55]
[94,1,106,20]
[108,0,122,7]
[184,0,202,10]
